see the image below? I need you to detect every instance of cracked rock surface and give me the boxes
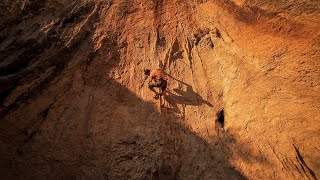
[0,0,319,179]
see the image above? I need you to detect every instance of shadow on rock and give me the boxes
[163,75,213,113]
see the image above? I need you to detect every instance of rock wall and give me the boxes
[0,0,319,179]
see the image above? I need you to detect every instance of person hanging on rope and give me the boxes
[144,68,168,99]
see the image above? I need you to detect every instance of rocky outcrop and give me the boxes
[0,0,319,179]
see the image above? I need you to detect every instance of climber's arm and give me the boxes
[148,70,156,83]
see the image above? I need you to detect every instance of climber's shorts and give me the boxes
[148,78,167,91]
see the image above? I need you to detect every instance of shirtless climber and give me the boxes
[144,68,167,99]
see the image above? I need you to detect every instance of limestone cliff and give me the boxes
[0,0,319,179]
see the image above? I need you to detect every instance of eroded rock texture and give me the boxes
[0,0,319,179]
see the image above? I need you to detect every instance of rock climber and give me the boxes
[144,68,168,99]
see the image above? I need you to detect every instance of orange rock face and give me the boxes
[0,0,319,179]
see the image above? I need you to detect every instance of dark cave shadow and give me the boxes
[96,70,247,180]
[163,74,213,113]
[0,1,96,119]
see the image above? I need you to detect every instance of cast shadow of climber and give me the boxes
[164,75,213,113]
